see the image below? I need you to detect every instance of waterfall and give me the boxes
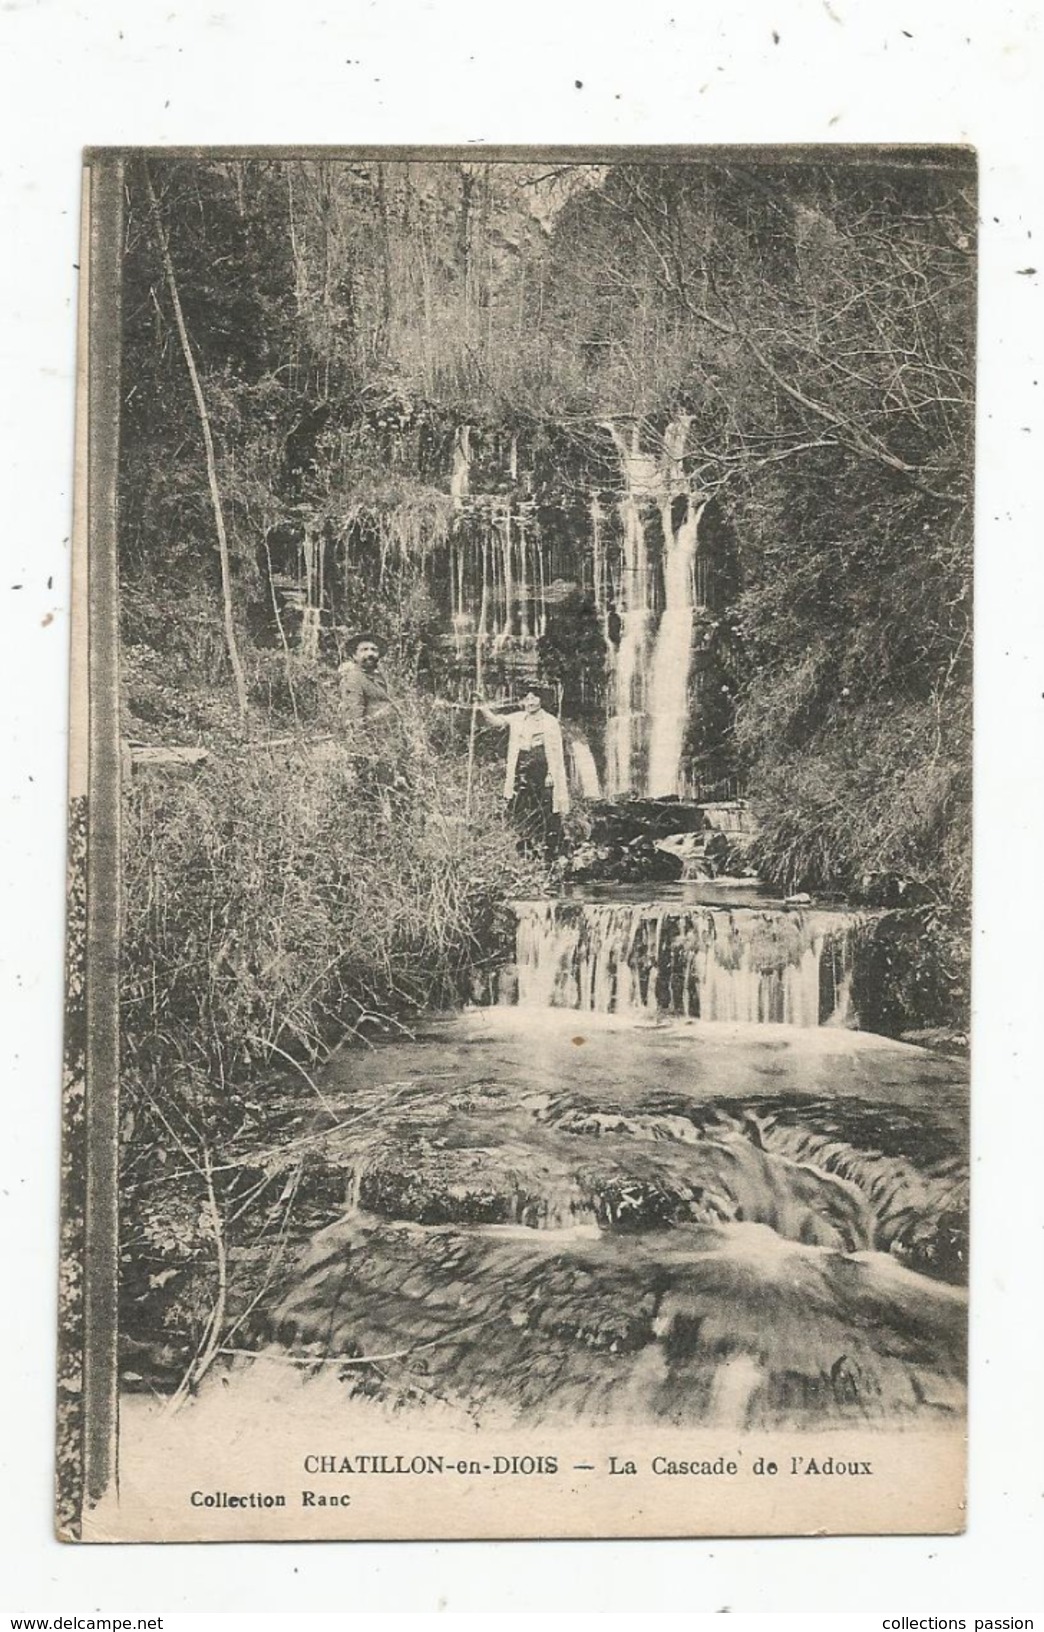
[517,516,531,640]
[646,498,704,798]
[428,420,711,804]
[450,424,471,509]
[603,416,707,801]
[497,507,513,646]
[590,496,606,623]
[535,523,548,637]
[606,493,652,797]
[513,900,864,1027]
[476,538,490,636]
[569,738,602,799]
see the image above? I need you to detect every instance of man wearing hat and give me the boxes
[338,633,395,732]
[338,632,409,809]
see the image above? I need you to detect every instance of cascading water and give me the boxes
[497,508,513,647]
[513,899,865,1026]
[646,496,705,798]
[255,982,967,1430]
[426,417,722,800]
[199,338,970,1452]
[450,424,471,509]
[602,416,709,800]
[606,492,652,796]
[568,738,602,799]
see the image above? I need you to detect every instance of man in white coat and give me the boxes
[475,687,570,859]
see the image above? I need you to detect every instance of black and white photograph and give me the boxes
[60,144,975,1541]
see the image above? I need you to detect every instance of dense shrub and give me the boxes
[122,694,541,1090]
[742,697,970,901]
[851,907,970,1045]
[118,691,544,1391]
[738,693,970,1040]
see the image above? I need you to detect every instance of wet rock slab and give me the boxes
[253,1015,969,1426]
[264,1214,966,1429]
[281,1054,967,1273]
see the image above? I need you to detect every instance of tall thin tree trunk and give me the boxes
[376,161,393,350]
[262,531,300,728]
[144,166,249,724]
[459,165,475,348]
[287,168,306,314]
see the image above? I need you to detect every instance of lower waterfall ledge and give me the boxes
[509,897,871,1026]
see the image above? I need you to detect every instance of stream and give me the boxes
[207,889,969,1433]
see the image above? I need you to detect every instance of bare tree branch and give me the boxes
[144,165,250,724]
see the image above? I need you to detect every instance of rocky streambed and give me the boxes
[225,1010,969,1431]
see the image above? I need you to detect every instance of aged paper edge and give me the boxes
[57,153,124,1540]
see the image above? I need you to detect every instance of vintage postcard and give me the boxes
[59,145,973,1541]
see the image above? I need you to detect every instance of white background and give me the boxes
[1,0,1042,1615]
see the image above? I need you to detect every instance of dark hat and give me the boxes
[521,682,556,710]
[344,631,386,657]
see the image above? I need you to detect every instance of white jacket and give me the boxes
[501,709,571,816]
